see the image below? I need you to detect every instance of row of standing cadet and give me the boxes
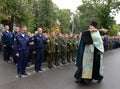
[0,25,79,78]
[43,32,79,69]
[103,35,120,52]
[28,32,79,69]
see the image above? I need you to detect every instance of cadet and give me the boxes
[61,34,67,64]
[33,28,47,73]
[64,34,68,62]
[57,33,64,64]
[1,25,13,62]
[108,37,114,50]
[12,26,20,64]
[69,33,75,61]
[47,32,56,69]
[54,34,61,66]
[14,27,30,78]
[73,34,78,61]
[113,37,118,49]
[67,35,72,63]
[103,35,109,52]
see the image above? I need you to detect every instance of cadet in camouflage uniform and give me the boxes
[72,34,79,61]
[47,32,56,69]
[56,33,64,64]
[64,34,69,63]
[67,33,75,62]
[54,34,61,66]
[67,35,72,63]
[61,34,67,64]
[71,34,76,61]
[109,36,114,49]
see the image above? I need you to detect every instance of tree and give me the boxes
[76,0,120,34]
[77,1,98,31]
[57,9,72,33]
[108,24,120,36]
[33,0,56,32]
[0,0,34,31]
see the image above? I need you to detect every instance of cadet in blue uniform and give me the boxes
[33,28,47,73]
[14,27,29,78]
[1,25,13,62]
[12,27,20,64]
[103,35,109,52]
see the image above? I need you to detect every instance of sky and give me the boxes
[52,0,120,24]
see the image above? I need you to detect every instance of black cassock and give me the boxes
[74,30,103,83]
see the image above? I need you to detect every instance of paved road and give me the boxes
[0,49,120,89]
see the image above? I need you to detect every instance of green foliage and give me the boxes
[107,24,120,36]
[33,0,56,32]
[77,1,98,31]
[113,24,120,32]
[57,9,72,33]
[75,0,120,35]
[0,0,119,34]
[97,3,116,29]
[108,28,118,36]
[0,0,35,31]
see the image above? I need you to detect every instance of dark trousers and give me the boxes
[35,49,44,71]
[92,47,103,80]
[104,45,108,52]
[12,48,18,64]
[17,50,29,75]
[28,49,35,64]
[3,46,11,61]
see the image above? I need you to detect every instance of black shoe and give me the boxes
[67,61,71,63]
[55,63,59,66]
[72,60,75,62]
[75,79,85,84]
[39,69,43,71]
[48,67,52,69]
[85,79,93,84]
[22,73,28,75]
[48,66,54,69]
[97,77,103,84]
[62,62,67,64]
[18,74,22,78]
[35,70,39,73]
[4,60,8,62]
[75,80,81,83]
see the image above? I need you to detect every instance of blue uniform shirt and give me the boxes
[12,32,19,39]
[1,31,13,46]
[12,32,20,45]
[34,34,46,49]
[14,33,29,54]
[103,37,109,46]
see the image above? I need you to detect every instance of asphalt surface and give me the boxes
[0,49,120,89]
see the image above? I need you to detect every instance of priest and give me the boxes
[74,21,104,84]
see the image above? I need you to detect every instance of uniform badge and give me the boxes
[14,38,16,41]
[37,37,40,40]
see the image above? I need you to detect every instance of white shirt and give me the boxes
[21,34,25,37]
